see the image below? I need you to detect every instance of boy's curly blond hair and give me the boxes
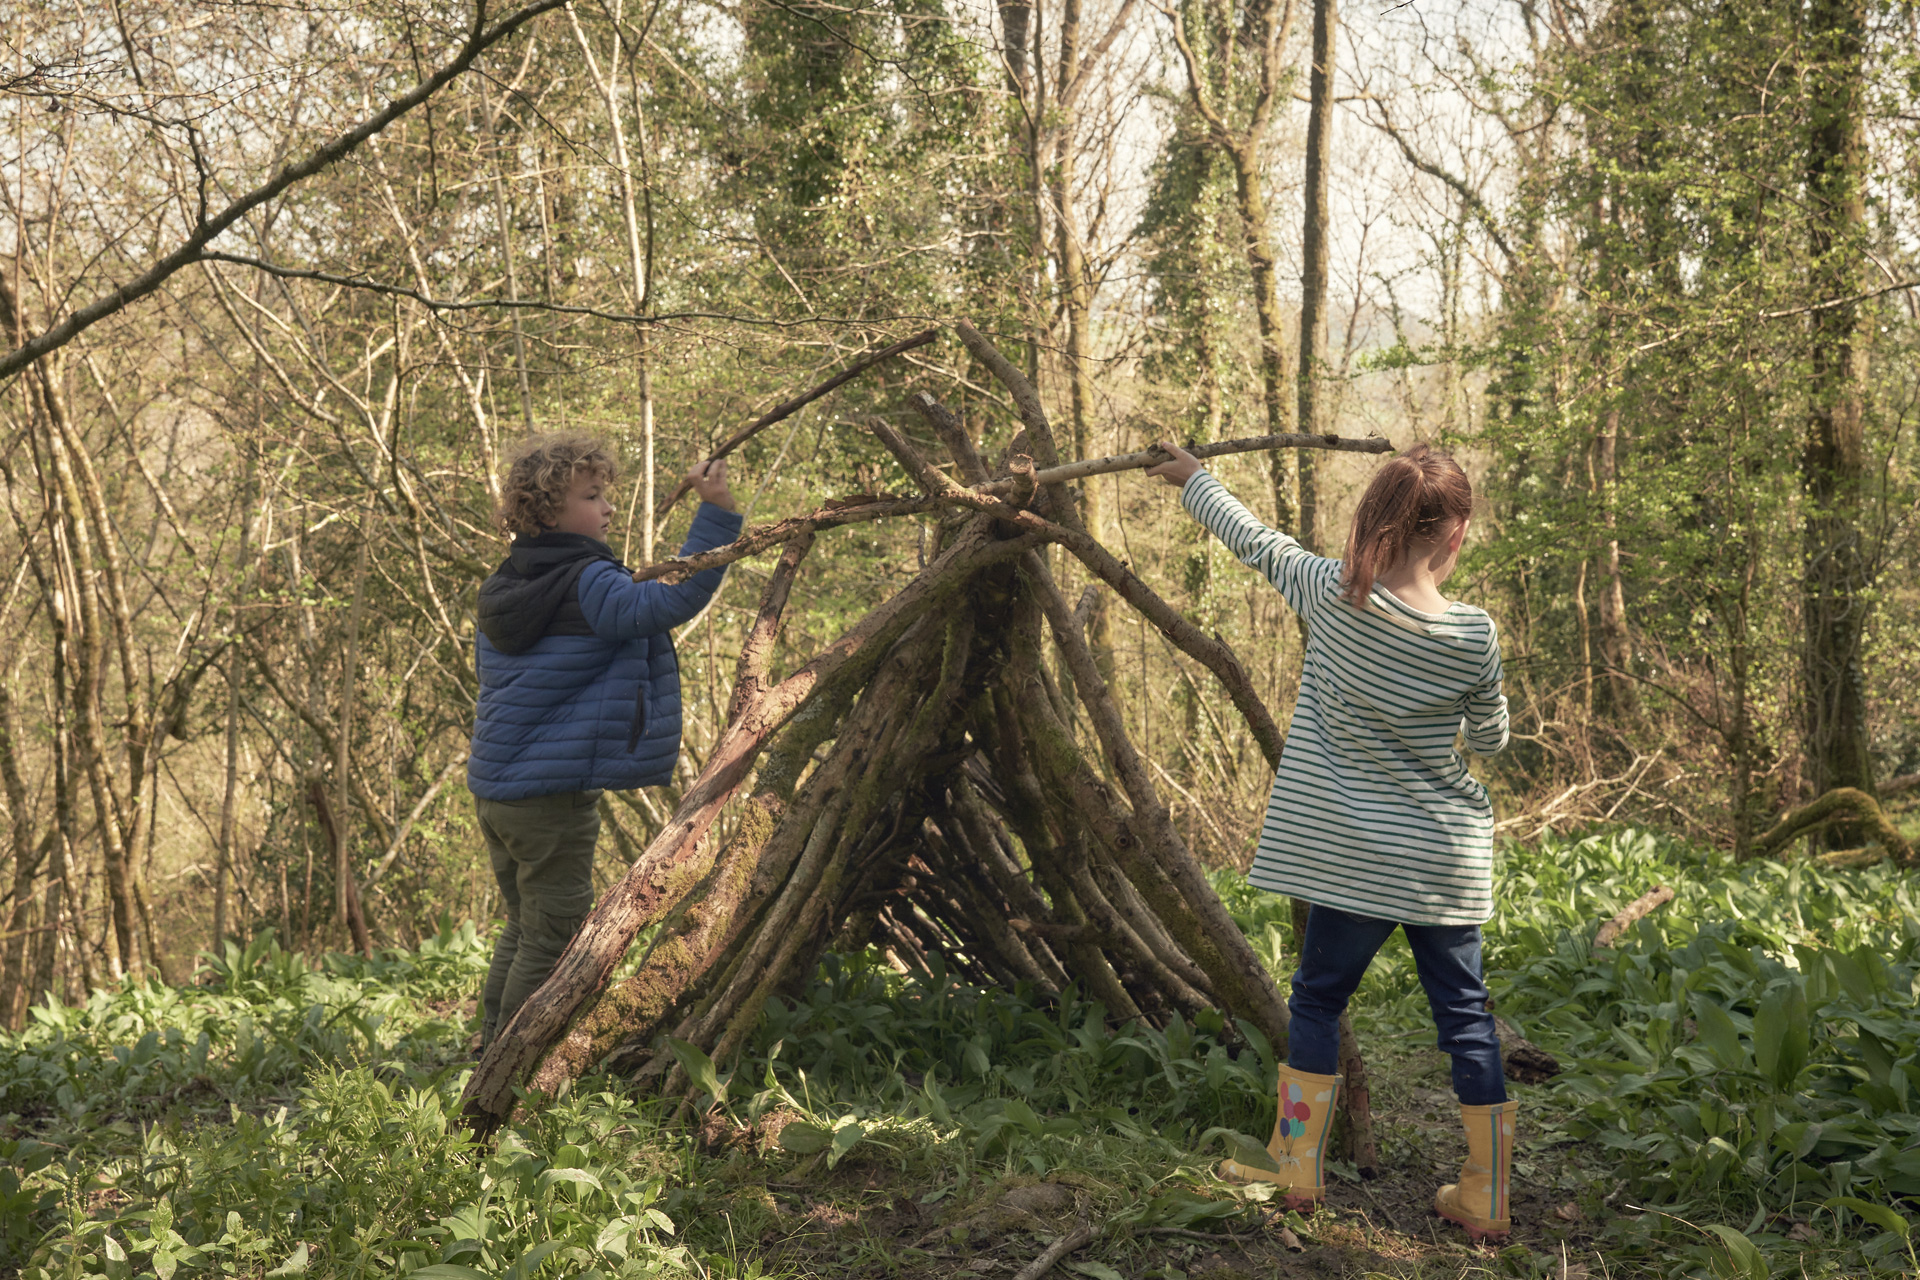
[496,434,620,538]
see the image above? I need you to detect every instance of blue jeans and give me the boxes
[1288,903,1507,1106]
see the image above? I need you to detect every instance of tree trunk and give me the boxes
[332,504,375,955]
[1048,0,1118,675]
[1799,0,1875,835]
[1295,0,1337,553]
[1164,0,1299,530]
[1233,145,1299,532]
[0,676,48,1029]
[1593,415,1634,714]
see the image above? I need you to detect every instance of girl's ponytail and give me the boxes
[1340,444,1474,606]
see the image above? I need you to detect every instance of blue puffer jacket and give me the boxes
[466,502,745,800]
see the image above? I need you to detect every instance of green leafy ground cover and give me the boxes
[3,831,1918,1280]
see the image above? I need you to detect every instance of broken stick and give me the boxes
[1593,884,1675,949]
[1012,1222,1101,1280]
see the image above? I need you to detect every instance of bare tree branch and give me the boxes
[0,0,573,384]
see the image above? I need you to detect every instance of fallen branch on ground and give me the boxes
[1493,1015,1562,1084]
[1593,885,1675,949]
[1012,1222,1102,1280]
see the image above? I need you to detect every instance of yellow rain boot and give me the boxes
[1435,1100,1519,1241]
[1218,1065,1340,1210]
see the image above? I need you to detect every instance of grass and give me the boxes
[4,830,1919,1279]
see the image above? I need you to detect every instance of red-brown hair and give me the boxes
[495,433,618,538]
[1341,444,1473,606]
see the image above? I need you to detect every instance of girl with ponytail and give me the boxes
[1146,442,1515,1241]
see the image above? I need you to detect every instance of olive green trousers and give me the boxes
[475,790,601,1046]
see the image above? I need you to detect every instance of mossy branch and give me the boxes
[1746,787,1913,864]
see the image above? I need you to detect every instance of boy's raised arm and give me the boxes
[579,500,745,639]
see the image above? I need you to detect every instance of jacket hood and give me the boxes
[476,532,621,656]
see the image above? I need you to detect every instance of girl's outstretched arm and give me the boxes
[1147,442,1340,620]
[1464,627,1510,755]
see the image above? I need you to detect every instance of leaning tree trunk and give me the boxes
[460,322,1390,1134]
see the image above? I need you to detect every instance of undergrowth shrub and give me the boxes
[8,828,1920,1278]
[24,1069,693,1280]
[639,950,1287,1242]
[0,920,487,1127]
[1486,830,1920,1270]
[757,950,1275,1128]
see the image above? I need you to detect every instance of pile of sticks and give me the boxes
[460,321,1390,1133]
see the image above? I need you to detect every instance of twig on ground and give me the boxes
[1012,1221,1101,1280]
[1593,885,1675,949]
[1360,1182,1403,1233]
[1143,1226,1256,1242]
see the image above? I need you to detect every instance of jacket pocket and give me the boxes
[626,683,647,752]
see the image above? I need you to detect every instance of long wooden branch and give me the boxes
[633,424,1386,588]
[0,0,571,384]
[1048,527,1284,768]
[1037,432,1391,485]
[651,328,939,520]
[632,495,938,583]
[907,391,989,484]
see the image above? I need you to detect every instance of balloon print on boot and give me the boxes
[1216,1065,1340,1209]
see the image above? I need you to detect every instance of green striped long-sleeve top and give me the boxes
[1182,471,1510,926]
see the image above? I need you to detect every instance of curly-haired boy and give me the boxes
[468,434,742,1046]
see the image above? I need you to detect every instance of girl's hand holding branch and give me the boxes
[1144,440,1202,489]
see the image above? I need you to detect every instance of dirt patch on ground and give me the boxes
[722,1050,1607,1279]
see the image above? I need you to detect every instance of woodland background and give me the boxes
[1,0,1918,1025]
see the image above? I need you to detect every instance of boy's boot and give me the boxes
[1217,1065,1340,1209]
[1435,1100,1519,1241]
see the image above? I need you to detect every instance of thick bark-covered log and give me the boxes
[1747,787,1913,864]
[529,793,780,1094]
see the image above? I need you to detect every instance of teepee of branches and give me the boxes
[459,321,1390,1137]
